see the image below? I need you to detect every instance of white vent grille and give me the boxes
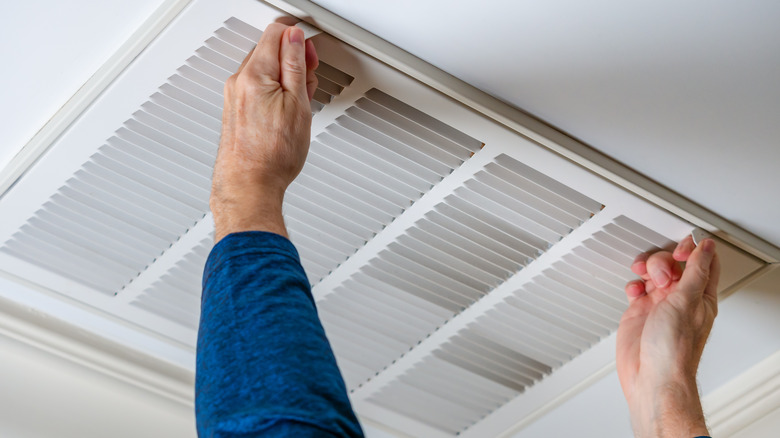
[318,153,602,389]
[365,216,673,434]
[287,88,483,284]
[131,237,214,329]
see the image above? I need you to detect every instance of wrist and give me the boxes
[630,378,709,437]
[210,185,288,242]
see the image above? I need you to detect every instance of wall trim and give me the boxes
[704,349,780,436]
[0,295,194,407]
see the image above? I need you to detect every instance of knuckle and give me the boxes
[234,73,260,93]
[224,74,238,92]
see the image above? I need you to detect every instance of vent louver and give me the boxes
[317,153,602,389]
[132,237,214,329]
[365,216,672,435]
[0,19,411,294]
[288,88,483,284]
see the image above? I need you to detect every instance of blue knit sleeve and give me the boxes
[196,231,364,437]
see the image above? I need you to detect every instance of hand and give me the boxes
[616,235,720,437]
[210,23,319,242]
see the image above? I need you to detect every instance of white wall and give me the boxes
[0,333,195,438]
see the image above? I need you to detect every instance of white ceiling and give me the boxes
[312,0,780,249]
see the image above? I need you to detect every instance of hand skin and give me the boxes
[617,235,720,437]
[210,23,319,243]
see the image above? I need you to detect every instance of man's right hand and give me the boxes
[210,23,319,243]
[616,235,720,437]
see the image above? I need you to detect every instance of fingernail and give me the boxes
[649,266,670,288]
[702,239,715,254]
[289,27,304,45]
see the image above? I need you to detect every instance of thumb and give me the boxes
[677,238,717,301]
[279,27,308,100]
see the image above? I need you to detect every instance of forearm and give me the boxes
[630,378,709,437]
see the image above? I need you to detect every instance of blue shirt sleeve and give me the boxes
[196,231,365,438]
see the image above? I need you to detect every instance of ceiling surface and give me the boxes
[311,0,780,249]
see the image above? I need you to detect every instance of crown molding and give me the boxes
[0,294,194,406]
[704,349,780,436]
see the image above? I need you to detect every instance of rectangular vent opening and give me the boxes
[319,154,602,390]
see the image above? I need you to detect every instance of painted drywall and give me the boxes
[311,0,780,248]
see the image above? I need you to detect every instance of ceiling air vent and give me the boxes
[0,0,772,437]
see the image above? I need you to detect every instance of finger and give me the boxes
[279,26,308,99]
[245,23,288,80]
[305,39,319,101]
[631,252,649,277]
[625,279,646,303]
[678,238,717,301]
[645,251,677,289]
[673,235,696,262]
[305,39,319,70]
[670,257,683,282]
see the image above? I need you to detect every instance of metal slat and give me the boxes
[185,55,233,83]
[336,116,452,177]
[224,17,262,42]
[364,88,482,151]
[213,27,256,51]
[309,140,421,201]
[345,107,464,169]
[494,154,603,214]
[355,98,475,161]
[141,98,220,143]
[107,136,212,188]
